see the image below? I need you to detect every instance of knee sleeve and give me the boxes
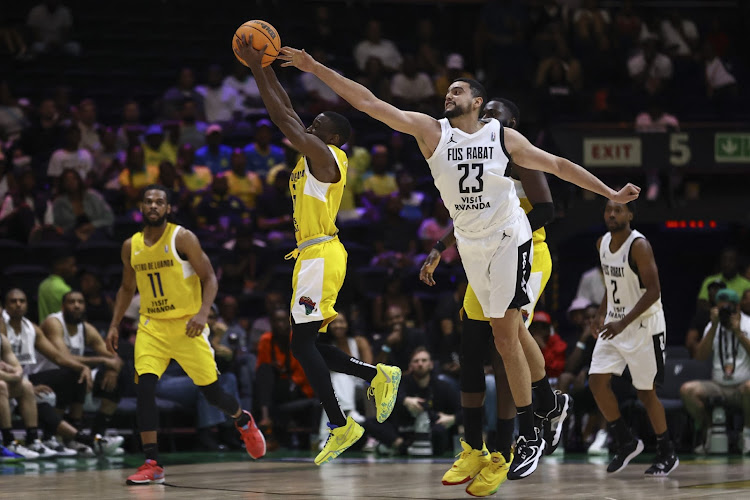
[136,373,159,433]
[37,402,62,434]
[460,319,492,393]
[199,381,240,417]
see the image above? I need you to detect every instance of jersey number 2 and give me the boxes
[148,272,165,297]
[610,280,620,304]
[458,163,484,193]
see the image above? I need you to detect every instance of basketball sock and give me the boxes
[463,407,484,450]
[26,427,39,444]
[234,411,250,428]
[1,428,14,446]
[531,375,555,415]
[75,431,94,447]
[607,418,633,447]
[92,412,112,437]
[517,405,535,438]
[316,342,377,381]
[656,430,673,456]
[143,442,159,463]
[291,320,346,427]
[495,417,516,461]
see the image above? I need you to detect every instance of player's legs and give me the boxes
[8,378,39,445]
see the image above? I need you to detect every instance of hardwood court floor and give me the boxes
[2,452,749,499]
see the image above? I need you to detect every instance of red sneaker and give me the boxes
[236,410,266,459]
[126,459,165,485]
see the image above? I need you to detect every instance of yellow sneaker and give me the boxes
[314,416,364,466]
[442,439,491,485]
[368,364,402,423]
[466,451,511,497]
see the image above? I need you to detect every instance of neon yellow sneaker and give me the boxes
[442,439,491,485]
[466,451,511,497]
[314,416,364,466]
[368,364,402,423]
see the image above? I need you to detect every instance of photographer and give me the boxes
[680,289,750,454]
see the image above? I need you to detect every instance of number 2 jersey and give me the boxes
[131,222,202,319]
[426,118,519,238]
[600,229,662,323]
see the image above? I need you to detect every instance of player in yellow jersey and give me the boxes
[106,185,266,485]
[235,35,401,465]
[420,99,560,497]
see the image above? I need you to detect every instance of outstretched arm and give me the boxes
[504,128,640,203]
[235,35,338,182]
[280,46,442,158]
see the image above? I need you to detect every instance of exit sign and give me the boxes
[715,133,750,163]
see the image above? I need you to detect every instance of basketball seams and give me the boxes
[234,26,280,59]
[233,20,280,67]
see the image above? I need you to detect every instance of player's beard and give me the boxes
[63,309,84,325]
[144,212,168,227]
[607,219,628,232]
[444,101,470,119]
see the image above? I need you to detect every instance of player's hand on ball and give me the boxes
[233,33,267,69]
[611,183,641,203]
[186,313,208,338]
[279,47,316,72]
[419,249,442,286]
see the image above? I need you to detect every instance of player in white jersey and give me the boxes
[281,47,639,479]
[40,291,125,451]
[589,201,679,476]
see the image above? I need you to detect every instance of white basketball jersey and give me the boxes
[426,118,519,238]
[32,312,85,373]
[600,229,662,323]
[3,311,38,376]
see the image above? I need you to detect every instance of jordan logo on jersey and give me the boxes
[299,296,317,315]
[448,134,457,145]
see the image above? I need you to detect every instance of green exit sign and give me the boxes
[715,133,750,163]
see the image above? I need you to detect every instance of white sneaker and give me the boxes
[42,437,77,457]
[362,437,378,453]
[27,439,58,459]
[742,428,750,455]
[588,429,609,455]
[7,441,40,460]
[94,434,124,456]
[693,442,708,455]
[66,440,96,457]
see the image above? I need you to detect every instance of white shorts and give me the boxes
[589,311,666,390]
[456,208,533,318]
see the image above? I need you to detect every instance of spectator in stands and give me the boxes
[195,124,232,175]
[627,35,673,98]
[223,60,263,118]
[38,250,76,320]
[226,148,262,210]
[256,307,317,449]
[75,98,101,154]
[434,53,474,103]
[47,123,93,181]
[396,170,426,222]
[361,144,398,205]
[52,168,114,242]
[413,19,442,76]
[371,194,419,269]
[560,296,594,342]
[0,152,12,200]
[571,0,611,52]
[115,99,143,151]
[634,102,680,201]
[156,161,191,226]
[92,126,120,177]
[417,198,459,266]
[431,277,467,381]
[613,0,642,51]
[196,64,241,124]
[356,56,393,102]
[26,0,81,57]
[307,5,337,57]
[339,129,370,217]
[192,174,250,236]
[702,41,738,104]
[16,98,63,178]
[299,47,346,114]
[697,247,750,312]
[162,67,205,121]
[0,166,53,243]
[390,54,435,113]
[680,289,750,454]
[353,20,402,73]
[363,347,459,456]
[0,81,28,143]
[175,143,212,193]
[535,46,582,121]
[374,304,428,370]
[660,10,699,59]
[118,145,158,209]
[141,124,176,167]
[243,119,284,177]
[218,225,258,296]
[79,268,112,329]
[573,267,606,309]
[177,98,207,149]
[255,166,294,242]
[248,291,285,353]
[529,311,567,381]
[686,280,726,358]
[0,12,29,60]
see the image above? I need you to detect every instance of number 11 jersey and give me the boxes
[131,222,202,319]
[426,118,519,238]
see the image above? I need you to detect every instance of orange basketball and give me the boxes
[232,20,281,68]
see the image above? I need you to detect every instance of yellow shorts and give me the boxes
[134,315,218,386]
[290,238,347,333]
[463,241,552,326]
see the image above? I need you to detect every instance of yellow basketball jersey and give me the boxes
[514,179,546,244]
[131,223,202,319]
[289,145,348,245]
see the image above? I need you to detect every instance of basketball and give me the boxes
[232,20,281,68]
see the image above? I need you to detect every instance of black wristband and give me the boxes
[433,240,446,252]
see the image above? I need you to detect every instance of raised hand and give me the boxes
[233,33,268,69]
[611,183,641,203]
[278,47,317,72]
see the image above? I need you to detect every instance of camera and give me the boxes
[719,304,735,327]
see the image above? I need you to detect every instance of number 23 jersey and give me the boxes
[426,118,519,238]
[131,222,202,319]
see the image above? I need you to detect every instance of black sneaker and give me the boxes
[508,427,546,480]
[644,453,679,476]
[535,391,572,455]
[607,438,644,474]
